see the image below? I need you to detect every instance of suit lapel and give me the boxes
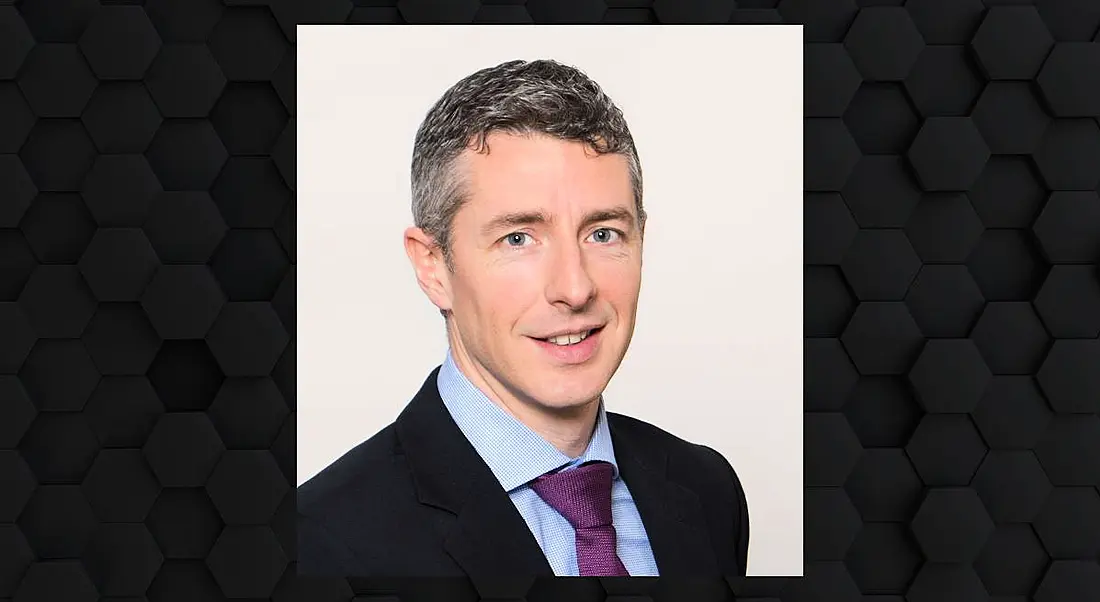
[609,413,720,576]
[394,368,719,579]
[394,367,554,584]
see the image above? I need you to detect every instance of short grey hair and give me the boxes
[410,59,646,273]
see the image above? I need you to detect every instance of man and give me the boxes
[298,59,750,579]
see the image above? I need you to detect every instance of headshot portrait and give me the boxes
[296,26,802,579]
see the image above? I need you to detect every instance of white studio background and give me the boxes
[297,25,803,577]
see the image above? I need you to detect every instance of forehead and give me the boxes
[457,131,634,219]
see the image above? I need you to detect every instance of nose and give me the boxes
[545,239,597,310]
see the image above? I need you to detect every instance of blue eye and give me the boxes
[504,232,532,247]
[589,228,622,244]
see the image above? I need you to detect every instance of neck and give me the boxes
[448,338,600,459]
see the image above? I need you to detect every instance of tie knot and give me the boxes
[528,461,615,529]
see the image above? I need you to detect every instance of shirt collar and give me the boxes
[436,348,620,493]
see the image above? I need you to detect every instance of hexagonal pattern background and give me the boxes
[0,2,1096,602]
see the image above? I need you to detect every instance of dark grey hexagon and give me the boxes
[841,229,921,300]
[905,0,984,44]
[842,155,922,228]
[844,83,921,154]
[906,414,988,486]
[80,82,164,154]
[17,486,97,559]
[1034,118,1100,192]
[12,561,97,602]
[1035,561,1100,602]
[845,449,924,522]
[971,7,1054,80]
[146,120,228,191]
[145,44,227,118]
[17,265,96,339]
[208,377,289,449]
[81,522,164,597]
[907,117,990,191]
[0,450,36,521]
[1037,43,1100,117]
[806,118,862,191]
[806,487,861,560]
[777,0,858,43]
[966,230,1049,302]
[0,523,33,596]
[904,193,984,263]
[906,564,989,602]
[843,7,925,81]
[843,376,922,448]
[976,524,1050,597]
[805,338,859,411]
[841,302,924,375]
[805,43,862,117]
[844,522,922,594]
[805,193,858,265]
[806,413,863,487]
[143,412,225,487]
[141,265,226,340]
[0,7,35,79]
[17,339,100,412]
[910,488,994,563]
[145,0,224,43]
[0,83,35,154]
[19,119,97,192]
[143,191,228,263]
[84,376,164,449]
[904,45,984,117]
[974,376,1053,450]
[78,6,162,80]
[205,526,288,598]
[81,154,163,226]
[78,228,160,301]
[1037,339,1100,414]
[0,156,37,228]
[908,339,992,414]
[971,303,1051,376]
[1033,191,1100,263]
[81,449,159,523]
[0,303,35,374]
[1034,266,1100,340]
[208,7,288,81]
[1035,487,1100,559]
[969,156,1047,229]
[972,82,1052,155]
[205,451,288,524]
[81,303,161,377]
[146,489,223,560]
[17,43,98,118]
[905,264,985,338]
[1035,414,1100,486]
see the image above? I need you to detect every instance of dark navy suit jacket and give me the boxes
[297,367,750,583]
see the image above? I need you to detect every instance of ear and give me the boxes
[404,226,454,313]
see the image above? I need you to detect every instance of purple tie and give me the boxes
[528,460,630,576]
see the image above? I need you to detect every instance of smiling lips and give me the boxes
[530,326,604,364]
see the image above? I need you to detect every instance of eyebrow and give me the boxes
[480,207,636,238]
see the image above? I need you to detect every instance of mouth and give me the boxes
[532,326,605,346]
[529,326,605,365]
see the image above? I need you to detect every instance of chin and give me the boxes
[529,374,608,409]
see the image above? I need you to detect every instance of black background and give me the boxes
[1,0,1099,601]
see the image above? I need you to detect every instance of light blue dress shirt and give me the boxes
[436,350,660,577]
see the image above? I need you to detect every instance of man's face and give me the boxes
[435,132,643,416]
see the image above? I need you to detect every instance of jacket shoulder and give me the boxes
[297,423,404,518]
[607,411,741,481]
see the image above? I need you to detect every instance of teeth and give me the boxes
[547,330,590,346]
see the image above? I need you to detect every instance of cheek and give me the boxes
[593,262,642,307]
